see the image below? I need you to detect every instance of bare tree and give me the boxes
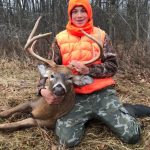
[0,0,149,71]
[148,5,150,41]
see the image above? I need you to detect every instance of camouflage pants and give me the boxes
[55,87,141,147]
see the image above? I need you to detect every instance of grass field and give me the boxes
[0,59,150,150]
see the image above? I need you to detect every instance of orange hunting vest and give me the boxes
[56,27,115,94]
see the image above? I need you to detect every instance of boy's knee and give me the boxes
[59,136,80,147]
[55,124,83,147]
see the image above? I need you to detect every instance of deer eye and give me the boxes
[50,74,55,79]
[68,76,72,80]
[67,75,73,82]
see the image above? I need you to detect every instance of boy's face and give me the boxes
[71,6,88,27]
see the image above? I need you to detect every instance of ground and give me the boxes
[0,59,149,150]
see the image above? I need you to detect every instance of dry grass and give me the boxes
[0,58,150,150]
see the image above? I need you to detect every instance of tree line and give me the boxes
[0,0,150,70]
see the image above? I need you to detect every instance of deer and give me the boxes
[0,16,103,131]
[0,16,150,132]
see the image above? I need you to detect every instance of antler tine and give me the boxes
[24,16,41,50]
[24,16,56,67]
[28,16,42,42]
[24,32,52,50]
[30,40,56,67]
[80,29,104,65]
[24,16,50,50]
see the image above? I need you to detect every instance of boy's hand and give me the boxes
[40,88,63,104]
[70,60,90,74]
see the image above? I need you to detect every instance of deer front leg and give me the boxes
[0,101,32,118]
[0,118,55,131]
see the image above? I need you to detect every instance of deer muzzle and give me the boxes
[52,83,67,96]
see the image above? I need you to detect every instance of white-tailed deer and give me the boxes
[0,17,150,132]
[0,16,103,131]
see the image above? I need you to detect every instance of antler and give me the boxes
[24,16,56,67]
[80,29,104,65]
[24,17,103,69]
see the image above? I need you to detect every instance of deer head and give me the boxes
[24,16,103,97]
[37,64,74,97]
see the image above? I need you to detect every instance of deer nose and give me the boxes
[52,84,66,96]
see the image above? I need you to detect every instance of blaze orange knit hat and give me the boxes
[68,0,93,21]
[66,0,93,36]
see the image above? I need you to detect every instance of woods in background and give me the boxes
[0,0,150,73]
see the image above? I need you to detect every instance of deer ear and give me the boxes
[37,64,50,77]
[72,75,93,86]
